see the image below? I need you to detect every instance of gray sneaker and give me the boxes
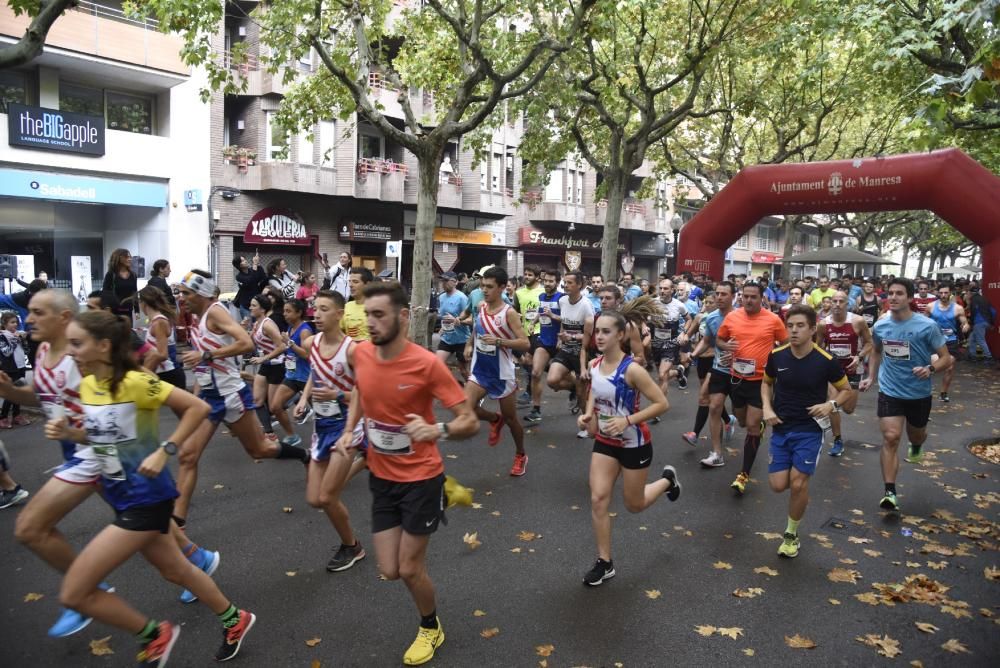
[524,409,543,424]
[327,542,366,572]
[0,485,29,509]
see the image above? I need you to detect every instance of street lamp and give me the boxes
[669,212,683,277]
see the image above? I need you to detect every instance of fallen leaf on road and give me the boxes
[716,627,743,640]
[285,571,296,577]
[463,532,481,550]
[909,661,923,668]
[311,660,321,668]
[828,598,841,605]
[828,568,861,584]
[926,560,947,570]
[723,533,733,539]
[855,592,882,606]
[732,587,764,599]
[509,547,522,553]
[856,633,901,658]
[694,625,716,637]
[608,512,618,517]
[473,609,486,616]
[445,454,458,459]
[90,636,114,656]
[914,622,938,634]
[480,627,500,639]
[536,644,554,657]
[213,484,224,489]
[980,608,994,618]
[863,549,883,558]
[785,634,816,649]
[491,511,501,517]
[471,503,483,509]
[645,590,662,599]
[305,637,322,647]
[713,561,733,570]
[906,561,921,568]
[518,530,539,541]
[484,490,493,496]
[754,566,779,576]
[940,638,971,654]
[755,531,782,540]
[23,593,43,602]
[839,558,858,565]
[282,506,293,513]
[984,566,1000,581]
[850,509,864,515]
[743,648,755,656]
[848,536,872,544]
[570,505,580,510]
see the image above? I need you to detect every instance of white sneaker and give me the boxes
[576,429,589,439]
[700,451,725,468]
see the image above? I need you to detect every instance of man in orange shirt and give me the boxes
[336,281,478,667]
[716,282,788,495]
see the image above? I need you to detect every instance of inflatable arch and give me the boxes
[676,148,1000,352]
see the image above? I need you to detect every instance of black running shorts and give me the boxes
[708,368,733,396]
[113,499,175,533]
[257,363,285,385]
[369,473,445,535]
[696,356,714,380]
[551,348,582,375]
[729,378,763,409]
[876,392,932,429]
[592,441,653,470]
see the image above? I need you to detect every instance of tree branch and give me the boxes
[0,0,77,69]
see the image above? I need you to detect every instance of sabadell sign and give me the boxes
[243,208,311,246]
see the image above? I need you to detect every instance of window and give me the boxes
[0,71,27,113]
[359,133,382,159]
[735,233,750,250]
[544,168,563,201]
[107,91,153,134]
[480,161,488,190]
[60,83,104,116]
[265,112,289,161]
[319,120,335,166]
[491,152,502,192]
[297,125,314,164]
[754,225,779,252]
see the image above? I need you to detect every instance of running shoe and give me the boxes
[651,415,661,424]
[576,429,589,439]
[777,532,800,558]
[280,434,303,447]
[940,392,949,403]
[327,542,366,572]
[487,414,504,447]
[568,388,577,408]
[510,453,528,477]
[179,548,220,604]
[296,406,314,424]
[524,409,543,424]
[516,391,531,408]
[137,621,180,666]
[48,583,114,637]
[879,491,900,511]
[681,431,698,446]
[829,437,845,457]
[443,475,473,508]
[214,610,256,662]
[662,465,681,502]
[402,619,444,666]
[677,367,687,390]
[723,415,737,441]
[583,558,615,586]
[0,485,29,509]
[905,445,924,465]
[700,451,725,468]
[12,415,30,426]
[731,471,749,495]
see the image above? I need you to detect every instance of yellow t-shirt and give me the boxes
[808,287,835,308]
[341,299,369,341]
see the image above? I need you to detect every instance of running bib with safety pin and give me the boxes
[194,365,214,388]
[314,399,341,418]
[366,418,412,455]
[863,314,875,325]
[285,354,297,371]
[91,445,126,481]
[883,339,910,360]
[829,343,852,358]
[441,320,455,332]
[732,357,756,376]
[597,413,624,445]
[525,309,538,321]
[475,338,497,355]
[539,313,552,325]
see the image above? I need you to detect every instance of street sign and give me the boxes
[386,240,401,258]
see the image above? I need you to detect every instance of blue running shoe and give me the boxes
[179,548,221,604]
[829,437,844,457]
[48,583,113,637]
[281,434,303,447]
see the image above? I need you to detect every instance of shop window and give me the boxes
[107,91,153,134]
[266,111,289,161]
[297,125,314,164]
[59,83,104,116]
[0,71,27,113]
[319,120,335,166]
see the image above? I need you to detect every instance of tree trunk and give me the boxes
[411,151,444,348]
[600,170,627,282]
[780,216,797,279]
[819,226,833,248]
[916,250,926,277]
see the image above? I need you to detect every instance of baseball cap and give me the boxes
[440,271,458,280]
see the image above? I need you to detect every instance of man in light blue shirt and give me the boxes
[435,271,471,380]
[621,273,643,302]
[861,277,951,513]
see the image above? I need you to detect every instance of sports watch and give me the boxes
[161,441,179,456]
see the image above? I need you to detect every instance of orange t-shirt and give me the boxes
[353,340,467,482]
[716,308,787,381]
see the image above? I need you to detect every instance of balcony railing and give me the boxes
[218,49,260,74]
[357,157,408,176]
[71,0,159,30]
[368,72,398,93]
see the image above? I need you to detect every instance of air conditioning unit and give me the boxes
[238,26,247,37]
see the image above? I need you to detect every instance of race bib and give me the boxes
[654,328,671,340]
[732,357,757,376]
[285,353,297,371]
[441,320,455,332]
[525,309,538,321]
[813,414,832,437]
[194,365,214,388]
[314,399,341,418]
[476,338,497,355]
[366,418,412,455]
[91,445,126,481]
[829,343,852,358]
[883,339,910,361]
[597,413,623,445]
[863,314,874,325]
[38,394,64,421]
[539,314,552,326]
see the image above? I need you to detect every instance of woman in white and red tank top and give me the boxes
[138,286,186,389]
[248,293,287,441]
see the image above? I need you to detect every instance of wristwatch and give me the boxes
[161,441,178,456]
[437,422,449,440]
[829,400,841,413]
[927,365,936,375]
[201,350,213,363]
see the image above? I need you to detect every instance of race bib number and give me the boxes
[475,338,497,355]
[829,343,852,358]
[314,399,341,418]
[525,309,538,321]
[654,328,671,340]
[441,320,455,332]
[883,339,910,361]
[942,328,954,337]
[732,357,757,376]
[91,445,126,481]
[366,418,412,455]
[285,353,297,371]
[194,365,214,389]
[863,314,874,325]
[813,414,832,436]
[597,413,623,445]
[539,314,552,326]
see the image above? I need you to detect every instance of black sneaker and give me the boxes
[524,409,543,424]
[327,542,366,572]
[583,558,615,586]
[940,392,950,403]
[662,465,681,502]
[215,610,256,662]
[677,366,688,389]
[568,389,577,409]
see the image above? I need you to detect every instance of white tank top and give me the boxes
[145,314,177,373]
[253,316,282,365]
[308,332,365,446]
[189,302,244,395]
[589,354,651,449]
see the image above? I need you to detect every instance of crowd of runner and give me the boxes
[0,263,995,666]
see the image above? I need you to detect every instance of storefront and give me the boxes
[338,219,399,276]
[631,234,667,281]
[518,226,625,277]
[751,251,783,279]
[231,207,317,282]
[404,211,508,278]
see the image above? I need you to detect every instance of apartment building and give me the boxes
[0,0,211,298]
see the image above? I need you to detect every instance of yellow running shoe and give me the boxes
[402,620,444,666]
[730,472,749,495]
[443,475,473,508]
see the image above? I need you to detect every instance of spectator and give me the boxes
[323,252,352,300]
[267,257,297,301]
[147,259,175,306]
[966,288,996,363]
[296,272,320,318]
[15,270,47,290]
[0,311,30,428]
[233,253,267,321]
[101,248,138,318]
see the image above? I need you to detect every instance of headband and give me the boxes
[180,271,217,298]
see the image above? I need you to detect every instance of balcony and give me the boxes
[595,199,653,231]
[0,1,187,75]
[216,160,339,195]
[437,175,464,209]
[354,158,406,202]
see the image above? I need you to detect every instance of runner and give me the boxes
[138,286,187,389]
[546,271,595,419]
[514,266,544,408]
[45,310,255,664]
[696,282,740,467]
[715,282,788,494]
[269,299,313,445]
[807,275,835,308]
[294,290,368,572]
[779,286,804,322]
[595,286,645,365]
[342,267,373,341]
[339,281,478,666]
[0,440,29,508]
[248,293,286,442]
[434,272,471,384]
[173,271,308,550]
[854,279,882,327]
[578,306,679,586]
[912,280,936,315]
[860,278,952,512]
[679,291,735,445]
[763,304,855,558]
[927,282,969,402]
[463,267,531,476]
[524,271,562,424]
[817,291,872,456]
[649,279,691,393]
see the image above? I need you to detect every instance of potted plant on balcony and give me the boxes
[222,145,239,164]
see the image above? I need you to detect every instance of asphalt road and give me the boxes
[1,361,998,667]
